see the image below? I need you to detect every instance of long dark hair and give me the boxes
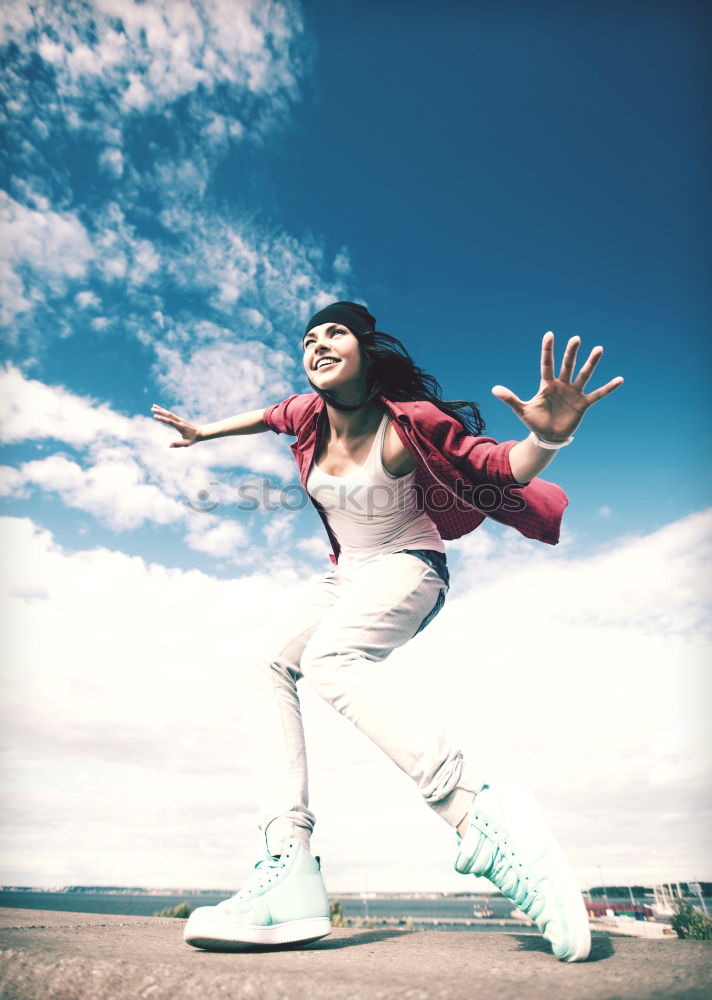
[309,329,486,436]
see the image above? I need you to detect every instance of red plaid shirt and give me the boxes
[263,393,568,564]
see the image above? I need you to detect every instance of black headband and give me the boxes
[303,301,376,339]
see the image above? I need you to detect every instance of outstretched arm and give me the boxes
[494,332,624,484]
[151,404,269,448]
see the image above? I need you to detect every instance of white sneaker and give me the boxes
[454,781,591,962]
[184,841,331,950]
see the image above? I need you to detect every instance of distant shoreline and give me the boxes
[0,888,521,926]
[0,886,493,898]
[6,885,704,899]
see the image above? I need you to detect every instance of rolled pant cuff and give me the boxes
[427,760,483,827]
[429,784,478,827]
[262,810,315,855]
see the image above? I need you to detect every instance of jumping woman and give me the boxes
[151,301,623,962]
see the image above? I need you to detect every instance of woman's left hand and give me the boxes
[492,332,624,442]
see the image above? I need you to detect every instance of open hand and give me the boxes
[492,332,624,442]
[151,404,201,447]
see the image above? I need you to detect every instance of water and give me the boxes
[0,891,226,918]
[2,890,644,933]
[0,890,530,931]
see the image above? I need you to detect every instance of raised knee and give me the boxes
[300,645,349,707]
[242,640,301,689]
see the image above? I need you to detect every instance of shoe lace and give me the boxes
[231,817,297,901]
[235,854,286,900]
[482,830,545,922]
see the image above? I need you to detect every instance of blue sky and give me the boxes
[2,0,709,566]
[1,1,710,891]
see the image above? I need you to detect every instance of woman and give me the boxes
[151,301,623,962]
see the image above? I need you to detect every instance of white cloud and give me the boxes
[241,307,268,329]
[0,364,130,446]
[0,362,297,479]
[0,517,264,884]
[2,178,350,349]
[20,452,184,531]
[92,201,163,288]
[263,514,294,548]
[75,290,101,310]
[449,511,711,637]
[98,146,124,178]
[0,364,297,537]
[155,212,263,308]
[257,231,349,333]
[332,246,352,277]
[0,1,321,344]
[0,464,28,498]
[4,179,50,212]
[129,239,161,286]
[141,208,351,341]
[1,0,305,116]
[101,252,126,280]
[0,511,709,890]
[184,515,249,559]
[122,73,152,111]
[1,17,348,354]
[0,192,94,326]
[203,113,245,146]
[296,533,332,562]
[152,339,296,422]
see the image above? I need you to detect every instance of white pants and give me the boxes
[241,550,481,854]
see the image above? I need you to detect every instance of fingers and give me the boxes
[540,332,555,381]
[152,402,191,446]
[585,376,625,404]
[558,336,581,382]
[151,404,178,421]
[572,345,604,392]
[492,384,525,417]
[545,337,620,401]
[152,404,185,433]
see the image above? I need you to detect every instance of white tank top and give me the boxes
[306,411,445,564]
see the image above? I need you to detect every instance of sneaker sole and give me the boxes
[184,915,332,950]
[528,831,592,962]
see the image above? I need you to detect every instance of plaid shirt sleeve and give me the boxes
[262,394,314,436]
[409,401,519,487]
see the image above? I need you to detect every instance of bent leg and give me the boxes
[299,552,481,827]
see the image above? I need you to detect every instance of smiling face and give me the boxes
[302,322,368,395]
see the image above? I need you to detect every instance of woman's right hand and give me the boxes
[151,404,202,448]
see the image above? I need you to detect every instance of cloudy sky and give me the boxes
[1,0,710,893]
